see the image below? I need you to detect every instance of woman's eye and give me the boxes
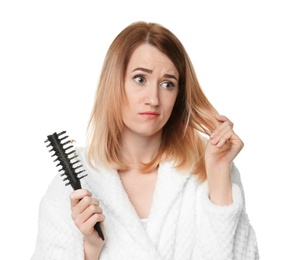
[161,81,174,90]
[134,76,146,84]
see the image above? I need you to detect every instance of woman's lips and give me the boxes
[139,111,160,119]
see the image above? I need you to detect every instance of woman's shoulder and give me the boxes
[75,145,112,174]
[45,172,72,197]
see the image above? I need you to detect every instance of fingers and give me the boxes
[70,189,92,207]
[210,115,234,147]
[80,213,105,235]
[71,192,100,213]
[70,189,105,236]
[72,197,101,219]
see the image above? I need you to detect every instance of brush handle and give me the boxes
[94,223,105,240]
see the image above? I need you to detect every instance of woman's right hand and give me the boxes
[70,189,105,259]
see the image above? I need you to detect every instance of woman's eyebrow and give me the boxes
[132,67,152,73]
[163,73,178,81]
[132,67,178,81]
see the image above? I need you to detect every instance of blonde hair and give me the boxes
[87,21,219,181]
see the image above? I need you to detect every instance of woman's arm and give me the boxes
[194,165,259,259]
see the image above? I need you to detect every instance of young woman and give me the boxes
[32,21,259,260]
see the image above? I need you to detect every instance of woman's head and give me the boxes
[122,43,179,140]
[87,21,219,178]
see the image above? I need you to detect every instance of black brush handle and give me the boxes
[45,131,105,241]
[94,223,105,240]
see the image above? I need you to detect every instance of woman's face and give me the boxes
[122,43,179,139]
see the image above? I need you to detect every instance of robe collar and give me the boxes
[80,151,190,256]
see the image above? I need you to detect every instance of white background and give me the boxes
[1,0,301,259]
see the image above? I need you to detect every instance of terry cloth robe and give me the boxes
[32,147,259,260]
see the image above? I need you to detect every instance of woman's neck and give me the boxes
[119,130,162,169]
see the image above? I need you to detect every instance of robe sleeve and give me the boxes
[31,174,85,260]
[193,163,259,260]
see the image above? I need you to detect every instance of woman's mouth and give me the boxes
[139,111,160,119]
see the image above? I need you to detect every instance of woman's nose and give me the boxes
[145,84,159,107]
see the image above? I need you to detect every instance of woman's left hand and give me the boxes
[205,115,244,205]
[206,115,244,166]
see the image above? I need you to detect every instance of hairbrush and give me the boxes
[45,131,105,240]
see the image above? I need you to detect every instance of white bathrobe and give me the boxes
[32,147,259,260]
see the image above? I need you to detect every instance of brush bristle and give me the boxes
[45,131,87,190]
